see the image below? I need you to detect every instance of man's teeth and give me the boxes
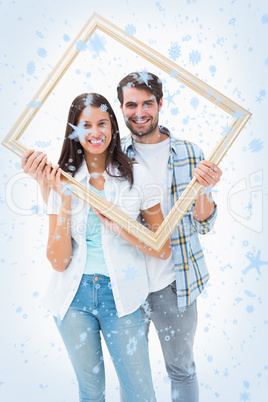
[134,119,149,123]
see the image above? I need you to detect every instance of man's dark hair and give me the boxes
[117,72,163,105]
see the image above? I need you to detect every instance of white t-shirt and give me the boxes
[42,160,161,320]
[134,137,175,292]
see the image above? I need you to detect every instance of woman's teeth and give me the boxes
[89,137,105,144]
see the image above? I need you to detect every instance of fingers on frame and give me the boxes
[199,160,223,176]
[21,149,35,167]
[194,171,210,187]
[36,154,47,171]
[196,164,220,182]
[24,151,44,171]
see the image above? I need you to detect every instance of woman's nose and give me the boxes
[90,126,99,137]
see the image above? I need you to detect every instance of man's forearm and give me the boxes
[193,192,215,222]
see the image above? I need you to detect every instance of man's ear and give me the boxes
[120,104,122,110]
[158,98,163,111]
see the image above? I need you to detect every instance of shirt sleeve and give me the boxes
[134,164,162,211]
[46,188,62,215]
[189,203,217,234]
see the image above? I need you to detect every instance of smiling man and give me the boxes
[117,72,222,402]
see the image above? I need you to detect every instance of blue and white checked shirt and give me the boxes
[121,127,217,307]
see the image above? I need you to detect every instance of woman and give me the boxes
[36,93,170,401]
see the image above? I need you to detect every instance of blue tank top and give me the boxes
[83,185,109,277]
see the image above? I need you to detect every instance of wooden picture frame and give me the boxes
[1,12,251,251]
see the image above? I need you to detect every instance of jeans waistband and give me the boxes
[82,274,110,283]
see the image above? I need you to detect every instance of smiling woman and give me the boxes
[20,92,171,402]
[77,107,111,150]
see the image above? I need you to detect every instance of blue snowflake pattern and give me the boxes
[199,184,214,202]
[243,380,250,389]
[99,104,108,112]
[244,289,256,298]
[125,24,136,36]
[182,34,192,42]
[189,50,201,66]
[209,65,217,76]
[126,337,137,355]
[26,61,36,75]
[221,123,231,136]
[169,70,179,79]
[28,101,42,108]
[261,14,268,24]
[168,42,181,61]
[84,94,93,107]
[240,391,250,401]
[35,31,44,39]
[123,265,138,280]
[248,138,264,153]
[190,97,199,110]
[171,107,179,115]
[63,34,70,42]
[232,110,244,119]
[79,332,87,342]
[37,47,47,58]
[76,40,87,52]
[88,33,107,56]
[34,140,51,148]
[164,90,176,107]
[229,17,236,26]
[246,305,254,314]
[242,250,268,276]
[31,205,41,214]
[135,71,154,86]
[68,122,91,142]
[216,37,225,47]
[244,202,253,213]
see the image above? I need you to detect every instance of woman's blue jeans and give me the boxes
[54,274,155,402]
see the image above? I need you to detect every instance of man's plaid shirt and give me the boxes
[121,127,217,307]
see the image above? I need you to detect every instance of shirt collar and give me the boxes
[74,159,89,182]
[123,126,177,155]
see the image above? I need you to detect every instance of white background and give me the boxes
[0,0,267,401]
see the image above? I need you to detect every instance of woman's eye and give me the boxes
[100,122,108,127]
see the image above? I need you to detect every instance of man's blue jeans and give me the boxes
[141,281,199,402]
[54,274,156,402]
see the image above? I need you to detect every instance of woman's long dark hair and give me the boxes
[58,93,134,187]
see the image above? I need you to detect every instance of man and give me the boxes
[22,72,222,402]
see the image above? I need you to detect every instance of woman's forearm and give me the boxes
[46,195,73,272]
[39,179,51,205]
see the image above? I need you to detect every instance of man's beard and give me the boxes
[125,117,159,138]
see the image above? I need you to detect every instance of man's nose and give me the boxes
[135,105,145,116]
